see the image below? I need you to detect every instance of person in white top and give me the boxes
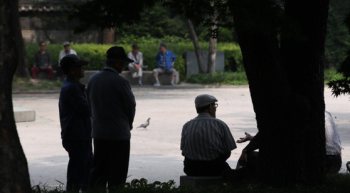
[325,111,342,173]
[127,44,143,86]
[57,41,77,81]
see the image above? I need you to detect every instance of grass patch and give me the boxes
[186,72,248,85]
[12,77,63,92]
[32,174,350,193]
[186,69,343,85]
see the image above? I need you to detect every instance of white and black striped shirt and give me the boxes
[181,113,237,161]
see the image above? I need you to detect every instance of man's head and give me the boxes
[132,44,139,54]
[60,54,89,80]
[195,94,218,118]
[159,42,166,53]
[39,42,46,51]
[63,41,70,52]
[105,46,134,73]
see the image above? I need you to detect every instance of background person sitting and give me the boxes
[58,41,77,81]
[153,42,177,86]
[181,94,237,176]
[31,42,53,79]
[127,44,143,86]
[237,110,342,174]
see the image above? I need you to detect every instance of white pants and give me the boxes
[128,63,142,78]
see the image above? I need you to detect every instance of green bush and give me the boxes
[187,72,248,85]
[32,174,350,193]
[25,40,243,80]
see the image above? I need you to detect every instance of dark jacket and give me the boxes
[34,51,52,69]
[59,78,92,140]
[87,67,136,140]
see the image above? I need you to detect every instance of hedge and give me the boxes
[25,42,243,79]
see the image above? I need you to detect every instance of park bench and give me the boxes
[180,176,223,188]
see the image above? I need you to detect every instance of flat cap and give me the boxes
[159,42,166,48]
[195,94,218,108]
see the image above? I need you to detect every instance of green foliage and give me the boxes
[198,27,234,42]
[328,6,350,97]
[25,41,243,80]
[325,0,350,68]
[31,175,350,193]
[116,3,188,39]
[186,72,248,85]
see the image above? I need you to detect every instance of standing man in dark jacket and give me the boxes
[59,54,93,192]
[87,46,136,192]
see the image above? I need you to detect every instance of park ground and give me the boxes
[13,86,350,189]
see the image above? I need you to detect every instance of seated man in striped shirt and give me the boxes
[181,94,237,176]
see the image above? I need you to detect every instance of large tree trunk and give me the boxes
[187,20,206,73]
[230,0,328,185]
[0,0,32,192]
[281,0,329,184]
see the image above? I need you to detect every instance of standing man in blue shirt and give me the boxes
[153,42,177,86]
[59,54,93,192]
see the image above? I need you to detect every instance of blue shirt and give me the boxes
[156,50,176,71]
[59,78,92,140]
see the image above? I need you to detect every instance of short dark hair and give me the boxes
[39,41,45,46]
[196,104,210,113]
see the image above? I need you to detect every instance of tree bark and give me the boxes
[230,0,328,185]
[100,28,115,44]
[281,0,329,184]
[14,2,29,78]
[187,20,206,73]
[0,0,32,192]
[207,14,217,74]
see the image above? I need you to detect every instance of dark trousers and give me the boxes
[184,156,231,176]
[325,154,342,173]
[89,139,130,191]
[62,139,93,192]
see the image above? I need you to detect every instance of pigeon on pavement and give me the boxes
[137,118,151,129]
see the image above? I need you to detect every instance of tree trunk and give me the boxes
[187,20,206,73]
[230,0,328,185]
[207,13,218,74]
[14,1,29,78]
[100,28,115,44]
[281,0,329,184]
[207,34,217,74]
[0,0,32,192]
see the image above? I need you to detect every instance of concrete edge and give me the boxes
[12,85,249,94]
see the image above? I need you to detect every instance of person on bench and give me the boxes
[236,110,342,176]
[153,42,177,86]
[31,42,53,79]
[127,44,143,86]
[180,94,237,176]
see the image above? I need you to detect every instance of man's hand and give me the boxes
[134,64,140,70]
[237,132,253,143]
[238,151,248,167]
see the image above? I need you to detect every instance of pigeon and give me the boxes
[137,118,151,129]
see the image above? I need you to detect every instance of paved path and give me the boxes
[13,87,350,188]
